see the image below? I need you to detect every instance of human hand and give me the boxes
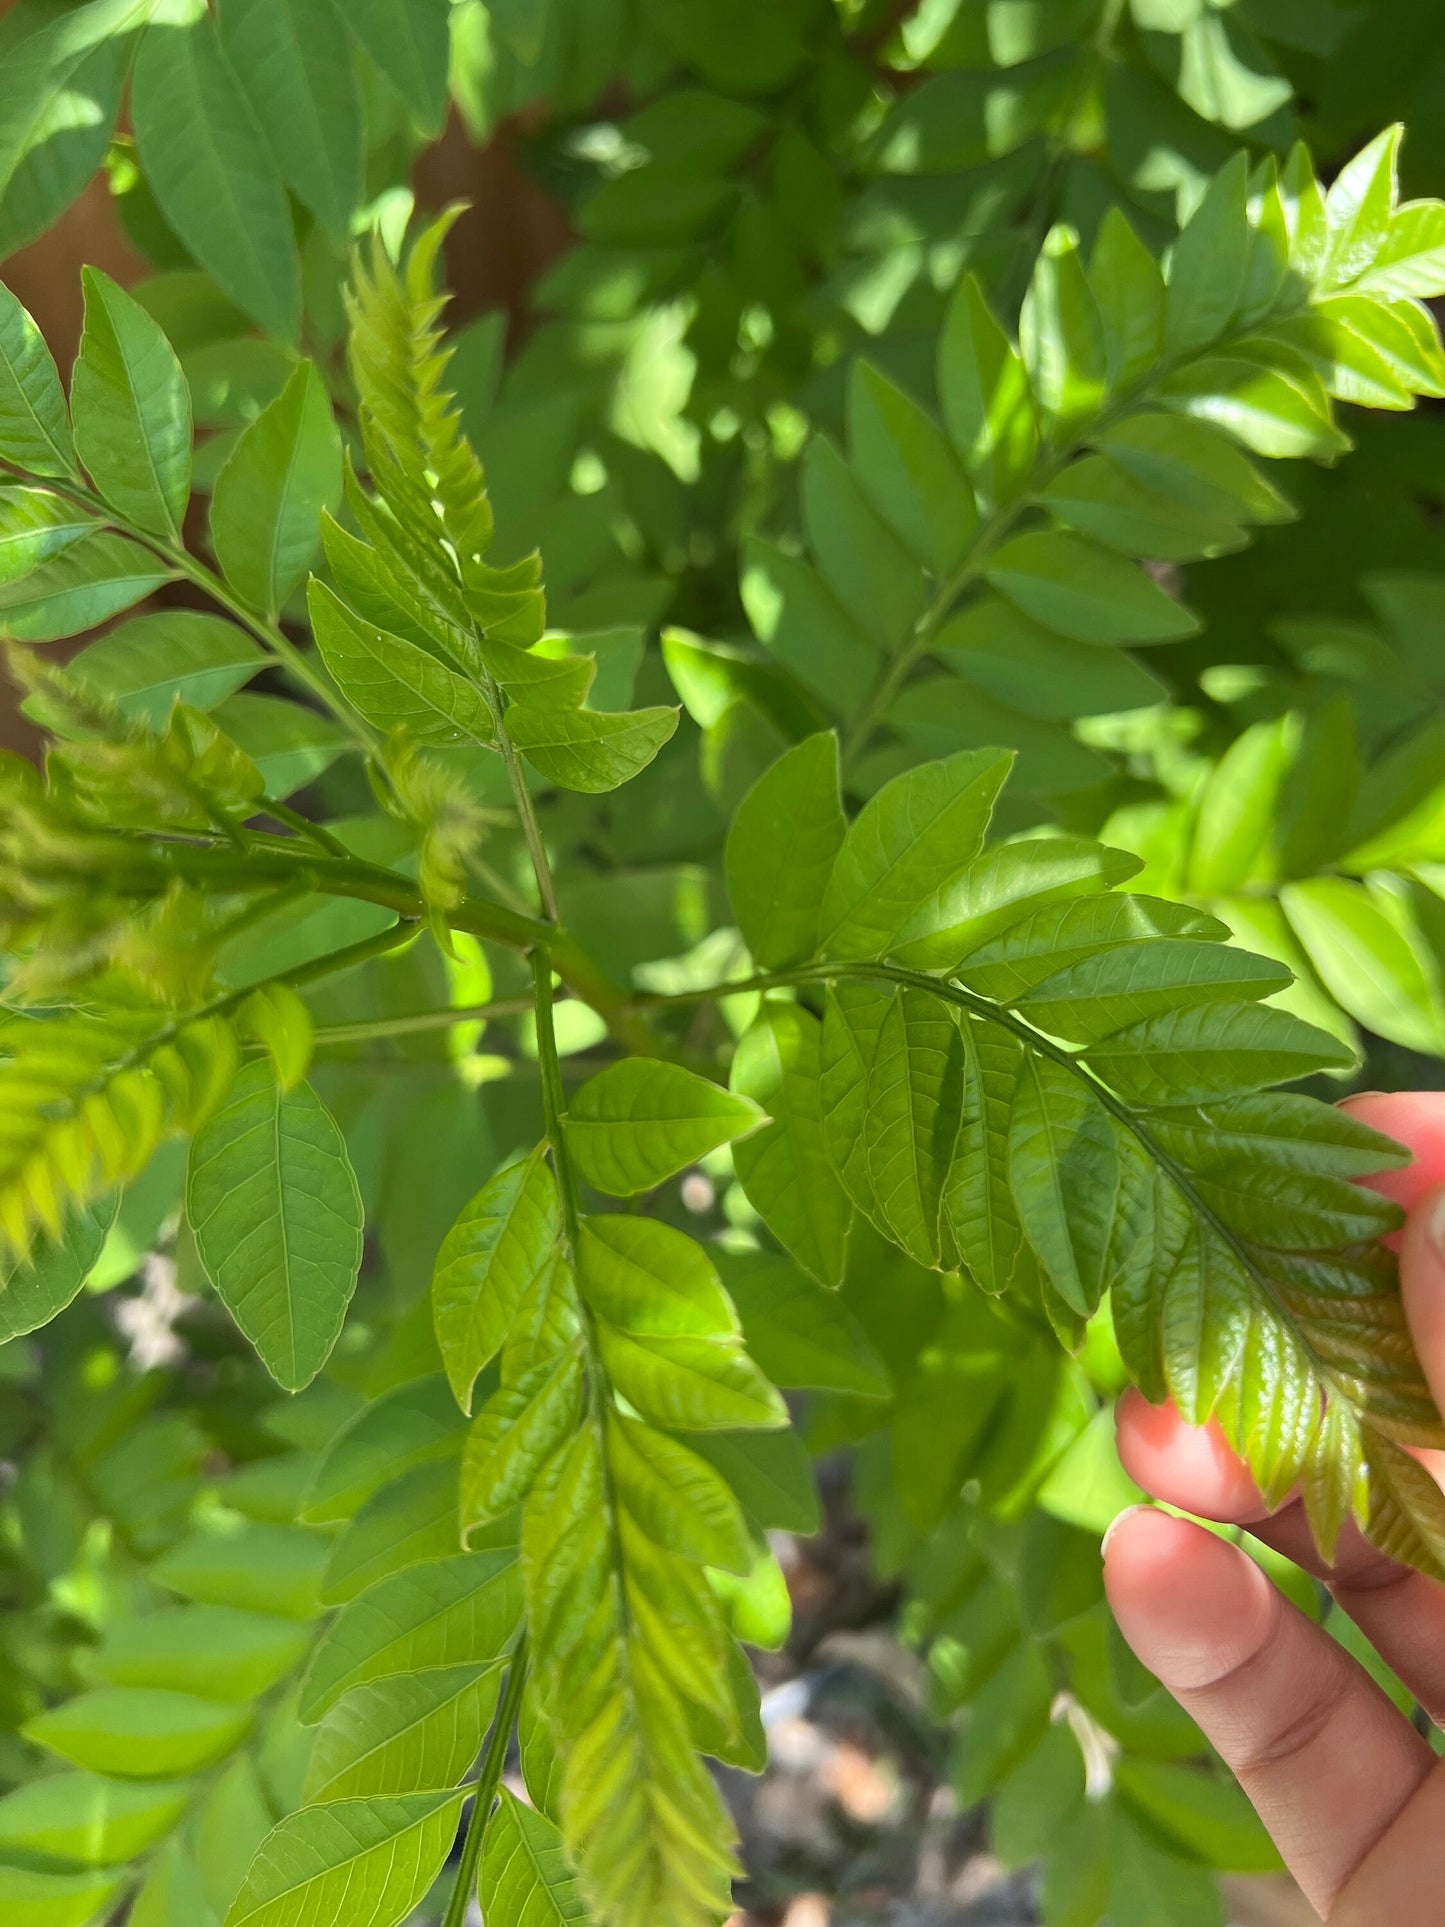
[1103,1092,1445,1923]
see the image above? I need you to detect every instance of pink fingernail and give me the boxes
[1101,1504,1147,1560]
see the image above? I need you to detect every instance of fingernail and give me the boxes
[1101,1504,1147,1560]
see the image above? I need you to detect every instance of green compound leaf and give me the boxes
[1082,1002,1355,1105]
[506,698,680,793]
[186,1061,364,1393]
[578,1215,787,1432]
[1008,1054,1127,1319]
[461,1351,586,1534]
[303,1664,500,1803]
[322,1460,476,1608]
[479,1788,590,1927]
[730,1001,853,1287]
[152,1521,329,1622]
[301,1374,463,1526]
[309,578,495,747]
[431,1145,560,1414]
[299,1550,521,1723]
[861,985,966,1269]
[723,1252,888,1397]
[223,1790,465,1927]
[520,1420,741,1927]
[0,0,142,259]
[71,268,191,542]
[0,1863,125,1927]
[606,1407,752,1575]
[0,281,75,477]
[985,529,1199,643]
[0,1197,114,1343]
[339,0,451,133]
[216,0,363,246]
[132,4,301,343]
[0,1771,189,1866]
[25,1689,251,1781]
[566,1057,765,1197]
[67,611,265,729]
[818,749,1013,959]
[87,1606,310,1702]
[213,363,342,621]
[938,273,1038,505]
[848,359,978,573]
[726,733,846,970]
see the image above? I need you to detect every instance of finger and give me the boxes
[1341,1090,1445,1224]
[1400,1180,1445,1423]
[1104,1507,1434,1916]
[1330,1762,1445,1924]
[1116,1391,1445,1722]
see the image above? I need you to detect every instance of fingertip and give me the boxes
[1115,1388,1270,1523]
[1399,1182,1445,1423]
[1103,1507,1276,1693]
[1341,1091,1445,1215]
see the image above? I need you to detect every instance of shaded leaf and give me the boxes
[72,268,191,541]
[731,1001,853,1287]
[188,1062,363,1392]
[213,362,342,620]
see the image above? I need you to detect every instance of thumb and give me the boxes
[1398,1182,1445,1427]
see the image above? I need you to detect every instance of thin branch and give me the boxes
[533,946,583,1252]
[260,798,351,859]
[440,1636,530,1927]
[487,669,561,923]
[310,995,538,1046]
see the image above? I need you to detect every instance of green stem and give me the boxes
[262,798,351,859]
[533,946,583,1250]
[441,1636,530,1927]
[310,995,537,1046]
[162,545,379,756]
[124,838,683,1061]
[11,466,379,756]
[486,668,561,924]
[67,918,422,1109]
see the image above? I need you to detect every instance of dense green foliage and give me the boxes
[3,4,1445,1925]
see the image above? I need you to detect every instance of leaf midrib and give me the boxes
[785,956,1368,1430]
